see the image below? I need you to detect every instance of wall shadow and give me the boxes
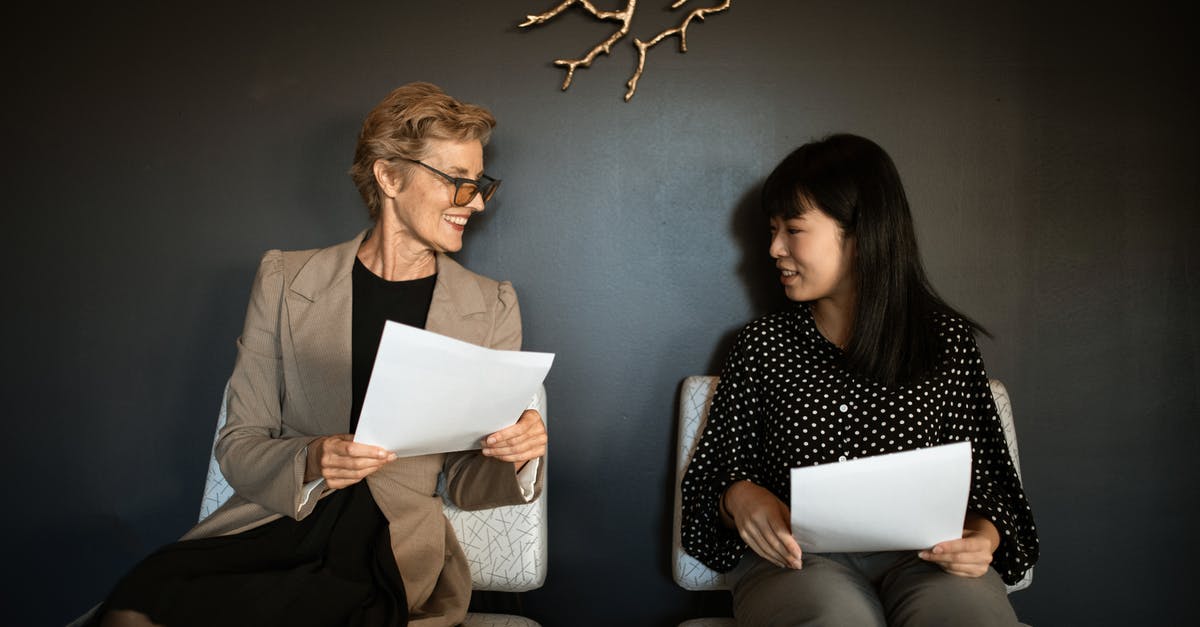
[705,178,787,375]
[653,179,790,623]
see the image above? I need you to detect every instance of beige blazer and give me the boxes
[182,230,544,626]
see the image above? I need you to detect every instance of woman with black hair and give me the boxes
[680,134,1038,626]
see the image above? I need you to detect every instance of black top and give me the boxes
[350,257,437,431]
[680,304,1039,585]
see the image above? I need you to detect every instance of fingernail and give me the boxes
[918,551,929,559]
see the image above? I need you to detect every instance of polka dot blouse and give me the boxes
[680,305,1039,585]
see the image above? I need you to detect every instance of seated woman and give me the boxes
[93,82,546,627]
[680,134,1038,626]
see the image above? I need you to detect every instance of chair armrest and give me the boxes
[442,385,549,592]
[673,376,730,591]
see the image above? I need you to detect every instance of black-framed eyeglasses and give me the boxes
[402,158,501,207]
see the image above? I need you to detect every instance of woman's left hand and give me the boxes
[918,512,1001,578]
[481,409,546,471]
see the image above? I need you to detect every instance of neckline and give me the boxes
[802,304,847,351]
[353,256,437,286]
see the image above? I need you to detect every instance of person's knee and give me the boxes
[887,572,1017,627]
[734,560,885,627]
[98,609,163,627]
[736,593,883,627]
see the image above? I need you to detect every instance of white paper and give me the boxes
[789,441,971,553]
[353,321,554,457]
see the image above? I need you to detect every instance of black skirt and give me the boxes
[97,483,407,627]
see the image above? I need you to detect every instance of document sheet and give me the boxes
[354,321,555,457]
[789,441,971,553]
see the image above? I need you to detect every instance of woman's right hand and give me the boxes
[722,480,804,569]
[304,434,397,488]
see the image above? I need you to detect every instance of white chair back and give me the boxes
[443,389,549,592]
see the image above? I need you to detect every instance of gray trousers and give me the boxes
[731,551,1019,627]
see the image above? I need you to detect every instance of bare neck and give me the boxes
[810,296,855,350]
[357,225,437,281]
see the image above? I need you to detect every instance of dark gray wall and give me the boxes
[4,1,1197,624]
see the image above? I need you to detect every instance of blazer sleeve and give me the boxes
[444,280,546,510]
[214,250,323,521]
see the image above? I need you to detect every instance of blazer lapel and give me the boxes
[285,231,365,433]
[284,242,485,432]
[426,253,489,345]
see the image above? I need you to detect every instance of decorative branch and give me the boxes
[521,0,732,101]
[520,0,639,92]
[626,0,731,101]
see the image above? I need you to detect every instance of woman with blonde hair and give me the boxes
[93,82,546,627]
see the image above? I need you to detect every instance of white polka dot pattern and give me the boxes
[679,306,1039,585]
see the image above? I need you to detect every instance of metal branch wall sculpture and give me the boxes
[521,0,732,101]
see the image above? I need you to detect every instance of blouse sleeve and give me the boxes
[939,322,1040,585]
[679,327,766,573]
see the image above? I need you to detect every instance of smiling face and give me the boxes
[768,201,856,304]
[379,138,487,255]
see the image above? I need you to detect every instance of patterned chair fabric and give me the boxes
[200,382,548,611]
[198,382,237,521]
[442,390,549,593]
[671,375,1033,597]
[463,613,543,627]
[673,377,730,592]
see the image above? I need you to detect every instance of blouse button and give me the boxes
[839,404,849,413]
[838,455,847,462]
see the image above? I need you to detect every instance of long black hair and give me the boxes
[761,133,985,386]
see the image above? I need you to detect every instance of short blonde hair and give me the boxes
[350,82,496,221]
